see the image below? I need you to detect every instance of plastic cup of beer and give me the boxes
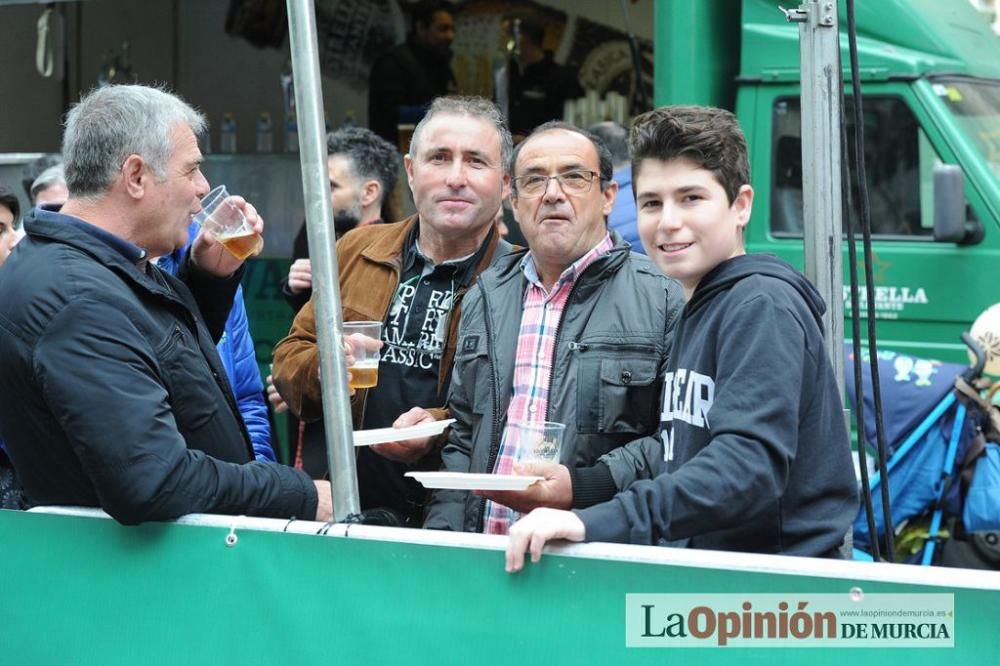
[511,421,566,465]
[196,185,262,260]
[344,321,382,389]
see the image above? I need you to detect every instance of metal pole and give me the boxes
[785,1,846,396]
[286,0,360,520]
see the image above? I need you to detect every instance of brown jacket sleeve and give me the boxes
[271,219,413,425]
[272,296,326,422]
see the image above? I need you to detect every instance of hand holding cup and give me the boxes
[343,321,383,390]
[192,185,263,275]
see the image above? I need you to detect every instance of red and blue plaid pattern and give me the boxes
[483,234,614,534]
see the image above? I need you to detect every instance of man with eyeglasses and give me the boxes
[424,122,684,534]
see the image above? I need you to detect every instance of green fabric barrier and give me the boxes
[2,510,998,664]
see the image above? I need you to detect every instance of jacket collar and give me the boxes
[24,207,181,302]
[361,213,513,283]
[483,230,632,291]
[28,205,147,265]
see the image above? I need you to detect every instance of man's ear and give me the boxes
[361,179,381,208]
[601,179,619,217]
[122,154,146,199]
[732,184,754,231]
[501,173,511,200]
[403,154,415,191]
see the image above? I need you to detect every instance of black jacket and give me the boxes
[424,238,684,532]
[508,52,583,136]
[0,208,317,524]
[577,255,858,556]
[368,38,456,147]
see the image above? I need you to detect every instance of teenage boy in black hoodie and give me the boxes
[505,106,858,571]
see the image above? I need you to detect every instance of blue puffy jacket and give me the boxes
[607,165,644,255]
[157,224,275,462]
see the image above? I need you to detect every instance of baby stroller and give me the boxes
[847,334,1000,568]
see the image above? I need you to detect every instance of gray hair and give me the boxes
[62,84,207,198]
[408,96,513,173]
[29,164,67,200]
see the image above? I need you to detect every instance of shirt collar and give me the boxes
[402,221,496,287]
[521,232,614,291]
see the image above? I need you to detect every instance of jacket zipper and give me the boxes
[475,264,591,531]
[476,286,503,532]
[568,342,659,354]
[544,270,592,423]
[474,246,625,531]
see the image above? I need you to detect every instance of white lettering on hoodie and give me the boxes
[660,369,715,461]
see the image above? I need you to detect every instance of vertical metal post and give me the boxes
[786,1,846,395]
[286,0,360,520]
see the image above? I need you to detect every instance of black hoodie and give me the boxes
[577,254,858,557]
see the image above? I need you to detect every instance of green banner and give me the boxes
[2,510,999,664]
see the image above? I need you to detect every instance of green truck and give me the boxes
[656,0,1000,364]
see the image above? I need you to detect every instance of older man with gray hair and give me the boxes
[29,163,70,207]
[0,84,331,524]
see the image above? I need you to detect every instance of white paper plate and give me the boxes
[352,419,456,447]
[404,472,543,491]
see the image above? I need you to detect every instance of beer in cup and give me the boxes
[344,321,382,389]
[196,185,262,261]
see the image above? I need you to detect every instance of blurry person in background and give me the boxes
[0,185,20,266]
[30,164,70,207]
[20,153,62,201]
[275,127,401,467]
[0,184,23,508]
[588,122,640,254]
[368,0,457,148]
[282,126,401,312]
[506,18,583,139]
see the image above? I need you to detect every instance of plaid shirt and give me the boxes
[483,233,614,534]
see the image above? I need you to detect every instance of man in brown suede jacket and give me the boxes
[273,96,513,525]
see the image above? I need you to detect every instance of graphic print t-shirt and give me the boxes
[356,235,485,520]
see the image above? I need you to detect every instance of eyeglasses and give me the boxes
[513,170,599,197]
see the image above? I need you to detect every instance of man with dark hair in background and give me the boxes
[282,126,401,312]
[368,0,457,149]
[274,126,401,468]
[506,19,583,139]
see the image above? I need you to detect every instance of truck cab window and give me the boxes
[934,78,1000,181]
[771,96,937,240]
